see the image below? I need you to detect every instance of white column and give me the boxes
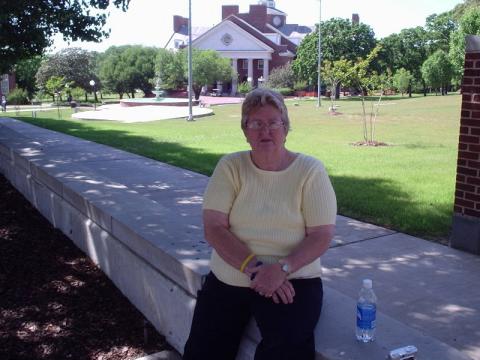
[247,58,253,86]
[263,59,269,82]
[231,58,238,96]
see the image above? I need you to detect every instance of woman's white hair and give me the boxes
[241,88,291,133]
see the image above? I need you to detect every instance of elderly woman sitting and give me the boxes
[183,88,337,360]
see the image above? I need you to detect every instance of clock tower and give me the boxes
[257,0,276,7]
[257,0,286,29]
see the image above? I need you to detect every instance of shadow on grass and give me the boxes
[330,175,453,241]
[338,94,426,102]
[402,143,448,150]
[11,114,453,240]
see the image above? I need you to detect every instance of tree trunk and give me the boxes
[369,100,374,142]
[131,91,135,98]
[371,93,383,143]
[408,84,412,98]
[193,85,201,100]
[84,92,88,102]
[361,96,368,142]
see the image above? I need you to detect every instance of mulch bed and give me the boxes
[0,174,174,360]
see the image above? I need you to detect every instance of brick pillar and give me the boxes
[451,35,480,254]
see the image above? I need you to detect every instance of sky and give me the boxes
[51,0,464,53]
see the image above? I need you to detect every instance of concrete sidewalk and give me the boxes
[0,116,479,360]
[319,218,480,360]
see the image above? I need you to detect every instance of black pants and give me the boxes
[183,272,323,360]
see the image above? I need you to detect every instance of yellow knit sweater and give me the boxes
[203,151,337,287]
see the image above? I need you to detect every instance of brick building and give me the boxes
[170,0,313,95]
[0,73,16,99]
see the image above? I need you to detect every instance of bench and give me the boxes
[0,117,473,360]
[209,89,222,97]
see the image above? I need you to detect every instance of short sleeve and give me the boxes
[202,156,238,214]
[301,164,337,227]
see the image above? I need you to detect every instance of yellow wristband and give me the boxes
[239,253,255,273]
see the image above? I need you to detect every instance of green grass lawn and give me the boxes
[11,93,461,242]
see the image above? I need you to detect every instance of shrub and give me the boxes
[7,88,29,105]
[237,81,252,95]
[70,87,85,101]
[265,63,295,89]
[271,87,294,96]
[293,80,308,91]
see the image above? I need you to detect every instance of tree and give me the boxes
[265,62,295,89]
[392,68,414,96]
[98,47,129,98]
[35,48,100,101]
[291,31,319,86]
[98,45,157,98]
[346,46,387,144]
[321,58,352,111]
[321,18,377,62]
[0,0,129,74]
[122,46,158,97]
[188,49,235,99]
[425,12,458,53]
[293,18,376,87]
[379,27,429,96]
[35,48,99,97]
[368,70,392,143]
[45,76,66,101]
[449,8,480,85]
[421,50,454,95]
[155,49,186,90]
[14,56,43,98]
[452,0,480,20]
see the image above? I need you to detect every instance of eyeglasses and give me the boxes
[246,120,284,130]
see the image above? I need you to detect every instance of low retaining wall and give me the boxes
[1,117,471,360]
[0,117,259,357]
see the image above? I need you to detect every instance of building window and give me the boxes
[241,60,248,70]
[257,60,264,70]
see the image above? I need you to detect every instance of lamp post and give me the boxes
[89,79,96,110]
[317,0,322,107]
[187,0,194,121]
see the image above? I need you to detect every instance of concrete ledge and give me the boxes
[0,117,475,360]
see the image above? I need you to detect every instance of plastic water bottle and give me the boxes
[356,278,377,342]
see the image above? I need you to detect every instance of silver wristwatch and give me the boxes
[278,259,291,274]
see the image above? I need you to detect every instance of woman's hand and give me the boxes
[272,280,295,304]
[250,263,286,297]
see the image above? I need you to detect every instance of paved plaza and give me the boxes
[3,96,244,123]
[71,104,214,122]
